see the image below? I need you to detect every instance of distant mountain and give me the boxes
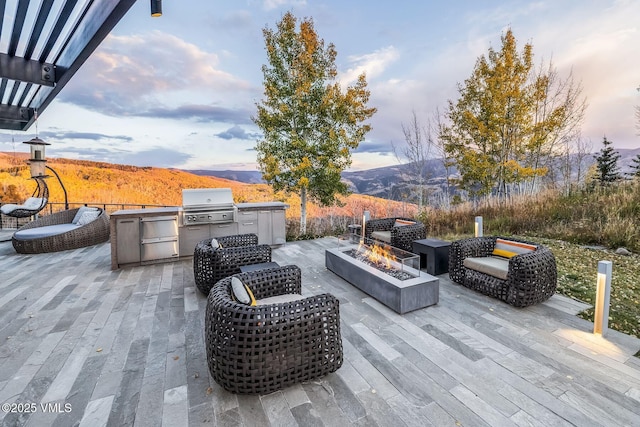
[187,170,265,184]
[187,147,640,201]
[341,159,453,200]
[617,147,640,173]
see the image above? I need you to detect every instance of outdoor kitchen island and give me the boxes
[110,188,288,269]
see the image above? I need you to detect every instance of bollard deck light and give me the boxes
[594,260,612,335]
[474,216,483,237]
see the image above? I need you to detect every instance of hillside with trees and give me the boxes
[0,152,415,236]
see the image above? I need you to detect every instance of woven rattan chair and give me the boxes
[12,208,110,254]
[205,265,343,394]
[364,217,426,252]
[449,236,557,307]
[193,233,272,295]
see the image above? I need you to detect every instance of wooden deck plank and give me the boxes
[0,237,639,426]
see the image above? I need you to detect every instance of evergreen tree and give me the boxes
[594,137,621,184]
[253,12,376,235]
[628,153,640,178]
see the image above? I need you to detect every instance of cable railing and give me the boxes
[0,201,179,230]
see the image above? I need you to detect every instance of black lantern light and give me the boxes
[23,137,50,178]
[151,0,162,17]
[23,136,69,210]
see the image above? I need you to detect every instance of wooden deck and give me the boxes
[0,237,639,427]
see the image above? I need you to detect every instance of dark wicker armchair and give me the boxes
[193,233,272,295]
[205,265,343,394]
[449,236,557,307]
[12,208,110,254]
[364,217,426,252]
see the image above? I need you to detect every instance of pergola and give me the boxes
[0,0,138,131]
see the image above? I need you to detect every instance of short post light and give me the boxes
[593,260,612,336]
[474,216,483,237]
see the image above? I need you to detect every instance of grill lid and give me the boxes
[182,188,234,210]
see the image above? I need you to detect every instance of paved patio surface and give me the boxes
[0,237,639,426]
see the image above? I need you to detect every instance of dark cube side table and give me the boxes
[412,238,451,276]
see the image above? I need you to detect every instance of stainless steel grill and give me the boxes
[181,188,237,226]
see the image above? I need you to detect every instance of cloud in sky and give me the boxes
[354,140,393,154]
[59,31,254,119]
[137,105,254,124]
[38,131,133,143]
[262,0,307,11]
[215,125,260,140]
[340,46,399,87]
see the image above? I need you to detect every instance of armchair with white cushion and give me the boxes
[205,265,343,394]
[449,236,557,307]
[363,217,426,252]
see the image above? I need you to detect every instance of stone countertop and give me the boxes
[110,202,288,217]
[111,207,180,218]
[236,202,289,210]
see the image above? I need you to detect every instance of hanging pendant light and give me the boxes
[151,0,162,17]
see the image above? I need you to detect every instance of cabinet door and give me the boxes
[116,218,140,264]
[271,210,286,245]
[237,210,258,235]
[179,225,210,257]
[257,211,272,245]
[210,222,239,238]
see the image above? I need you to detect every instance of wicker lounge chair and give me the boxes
[12,207,110,254]
[364,217,426,252]
[193,233,272,295]
[205,265,343,394]
[449,236,557,307]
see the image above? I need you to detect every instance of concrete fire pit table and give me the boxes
[325,236,439,314]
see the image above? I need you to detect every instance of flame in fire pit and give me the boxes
[357,241,396,269]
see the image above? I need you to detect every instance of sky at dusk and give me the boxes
[1,0,639,171]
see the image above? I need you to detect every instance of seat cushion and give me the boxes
[0,204,20,214]
[231,276,256,306]
[256,293,303,305]
[76,210,101,226]
[394,219,416,227]
[0,197,47,214]
[13,224,80,240]
[463,256,509,280]
[370,230,391,243]
[23,197,46,210]
[492,238,537,258]
[72,206,99,224]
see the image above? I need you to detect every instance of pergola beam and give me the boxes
[0,0,137,131]
[26,0,137,131]
[0,105,34,130]
[0,54,56,87]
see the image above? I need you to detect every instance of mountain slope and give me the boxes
[196,148,640,200]
[0,153,415,220]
